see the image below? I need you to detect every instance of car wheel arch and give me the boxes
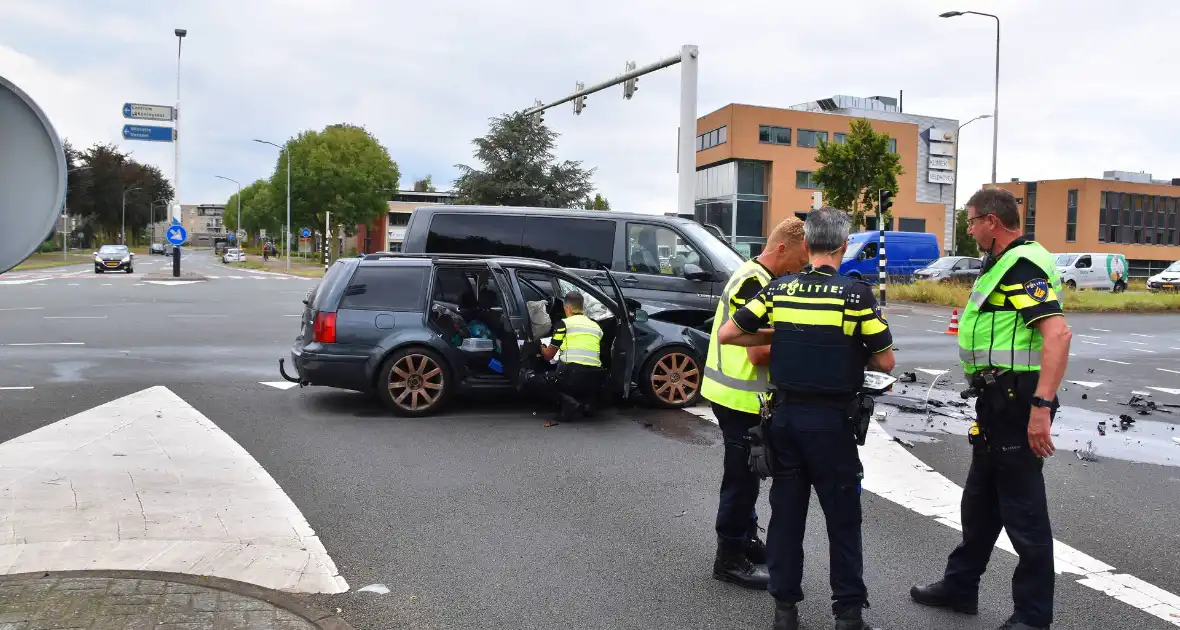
[636,342,704,408]
[369,340,456,390]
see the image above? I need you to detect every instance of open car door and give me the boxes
[600,265,637,401]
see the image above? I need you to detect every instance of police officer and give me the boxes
[701,217,809,590]
[910,188,1070,630]
[719,207,894,630]
[539,290,606,420]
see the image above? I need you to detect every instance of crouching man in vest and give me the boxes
[701,217,809,590]
[910,188,1071,630]
[540,291,606,422]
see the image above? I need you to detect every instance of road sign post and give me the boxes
[324,212,330,272]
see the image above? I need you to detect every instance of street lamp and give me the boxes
[214,175,242,249]
[940,10,1000,184]
[949,114,992,254]
[254,138,290,271]
[65,165,90,260]
[151,198,168,243]
[121,187,141,246]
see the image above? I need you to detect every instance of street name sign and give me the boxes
[123,124,175,143]
[123,103,174,121]
[166,224,188,246]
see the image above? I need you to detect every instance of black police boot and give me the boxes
[997,615,1048,630]
[909,580,979,615]
[772,602,799,630]
[712,541,769,590]
[745,532,768,566]
[833,603,881,630]
[557,394,581,422]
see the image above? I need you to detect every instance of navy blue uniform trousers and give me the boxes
[712,402,762,544]
[765,401,867,614]
[942,372,1055,627]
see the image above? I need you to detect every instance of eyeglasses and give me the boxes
[966,213,994,225]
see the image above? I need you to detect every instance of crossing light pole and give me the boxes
[877,189,895,306]
[524,45,699,219]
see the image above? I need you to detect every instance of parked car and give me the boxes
[1054,252,1127,292]
[150,243,167,255]
[913,256,983,283]
[93,245,134,274]
[399,205,748,328]
[839,231,940,281]
[278,253,710,417]
[222,248,246,263]
[1147,260,1180,292]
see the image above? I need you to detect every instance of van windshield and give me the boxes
[680,221,745,273]
[1167,261,1180,272]
[1055,254,1077,267]
[842,241,863,261]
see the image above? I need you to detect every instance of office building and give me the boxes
[694,96,959,255]
[991,171,1180,277]
[353,189,459,254]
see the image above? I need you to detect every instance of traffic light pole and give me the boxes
[523,45,699,219]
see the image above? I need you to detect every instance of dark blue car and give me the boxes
[280,253,709,416]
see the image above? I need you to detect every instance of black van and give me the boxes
[400,205,747,327]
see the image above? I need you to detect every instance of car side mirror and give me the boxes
[683,263,710,281]
[634,309,649,323]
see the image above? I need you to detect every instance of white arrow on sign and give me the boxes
[169,228,183,240]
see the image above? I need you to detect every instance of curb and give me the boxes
[0,569,353,630]
[143,272,208,281]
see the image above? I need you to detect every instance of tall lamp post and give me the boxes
[253,139,290,271]
[940,10,1000,184]
[65,165,90,260]
[151,198,168,243]
[214,175,242,249]
[171,28,187,278]
[121,187,141,246]
[949,114,992,254]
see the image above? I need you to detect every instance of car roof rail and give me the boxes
[359,252,565,270]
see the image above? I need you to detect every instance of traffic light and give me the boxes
[574,82,586,115]
[878,189,894,217]
[623,61,638,99]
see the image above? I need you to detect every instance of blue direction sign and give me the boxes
[166,224,188,246]
[300,227,312,238]
[122,124,174,143]
[226,233,235,242]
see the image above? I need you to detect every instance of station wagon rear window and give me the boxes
[339,266,428,311]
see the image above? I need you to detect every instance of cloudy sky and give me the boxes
[3,0,1178,215]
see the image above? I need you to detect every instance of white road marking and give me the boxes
[1092,328,1112,332]
[684,403,1180,623]
[859,420,1180,626]
[101,283,111,286]
[1078,334,1101,339]
[167,314,228,319]
[207,275,220,279]
[143,280,202,286]
[43,316,106,320]
[0,279,41,285]
[926,330,944,334]
[1067,381,1103,389]
[260,381,299,390]
[1158,368,1180,375]
[1122,340,1147,345]
[283,314,302,317]
[1132,391,1153,397]
[1099,358,1129,365]
[1081,341,1107,346]
[0,306,44,312]
[916,368,949,376]
[1130,333,1154,338]
[892,314,910,318]
[0,386,347,593]
[1133,348,1156,353]
[1,342,84,347]
[1147,387,1180,395]
[0,386,34,391]
[67,283,79,286]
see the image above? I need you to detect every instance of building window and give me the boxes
[888,138,898,153]
[797,129,828,148]
[898,217,926,232]
[865,216,894,231]
[697,125,727,152]
[1065,189,1077,242]
[759,125,791,145]
[1168,197,1177,246]
[795,170,820,189]
[834,133,847,144]
[388,213,411,226]
[1024,183,1037,238]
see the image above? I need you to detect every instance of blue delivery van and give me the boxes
[839,231,940,282]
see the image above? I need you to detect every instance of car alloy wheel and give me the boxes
[646,349,701,408]
[388,352,445,414]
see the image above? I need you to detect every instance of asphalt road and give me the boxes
[2,253,1179,629]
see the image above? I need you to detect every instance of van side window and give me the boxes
[967,258,982,270]
[521,216,615,270]
[627,223,701,276]
[859,242,879,260]
[1076,255,1092,269]
[425,213,523,256]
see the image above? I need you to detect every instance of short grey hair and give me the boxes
[804,206,851,252]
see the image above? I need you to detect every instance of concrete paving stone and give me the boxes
[242,610,276,630]
[158,594,191,611]
[217,593,273,611]
[162,584,204,595]
[132,581,167,596]
[105,581,139,596]
[189,592,219,612]
[0,623,28,630]
[52,579,109,591]
[155,612,216,626]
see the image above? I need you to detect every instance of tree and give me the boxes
[813,119,904,229]
[954,209,980,257]
[412,175,436,192]
[68,143,173,245]
[454,111,595,208]
[268,123,399,256]
[223,179,276,237]
[581,193,611,211]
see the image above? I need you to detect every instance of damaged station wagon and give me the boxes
[279,253,710,416]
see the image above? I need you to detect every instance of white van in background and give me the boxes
[1054,253,1128,292]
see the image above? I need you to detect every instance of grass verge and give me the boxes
[11,253,93,271]
[225,259,325,278]
[890,281,1180,313]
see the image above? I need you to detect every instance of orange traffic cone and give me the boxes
[945,309,960,335]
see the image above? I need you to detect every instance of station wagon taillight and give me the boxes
[313,312,337,344]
